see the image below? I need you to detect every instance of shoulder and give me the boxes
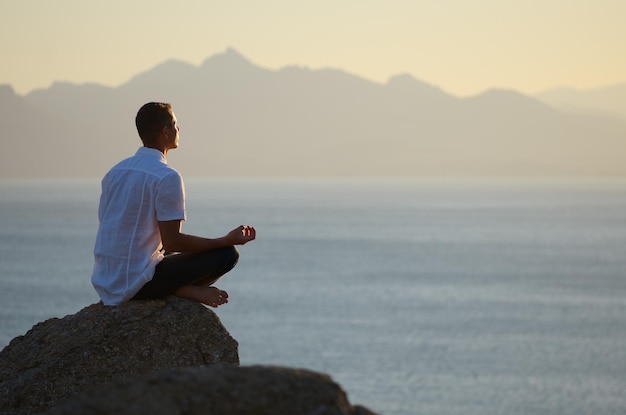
[159,168,184,188]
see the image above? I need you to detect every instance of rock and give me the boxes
[44,365,379,415]
[0,297,238,415]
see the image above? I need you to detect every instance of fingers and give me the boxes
[238,225,256,242]
[242,225,256,239]
[225,225,255,246]
[226,225,256,245]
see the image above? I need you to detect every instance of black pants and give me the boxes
[132,246,239,300]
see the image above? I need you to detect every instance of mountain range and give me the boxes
[537,84,626,121]
[2,48,625,178]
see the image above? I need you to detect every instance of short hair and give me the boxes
[135,102,174,144]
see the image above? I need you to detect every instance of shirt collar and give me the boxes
[136,146,167,163]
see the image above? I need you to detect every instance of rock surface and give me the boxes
[45,365,379,415]
[0,297,239,415]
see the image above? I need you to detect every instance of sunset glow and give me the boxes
[1,0,625,96]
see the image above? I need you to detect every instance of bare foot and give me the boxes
[174,285,229,308]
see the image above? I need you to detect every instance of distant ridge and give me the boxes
[536,83,626,121]
[1,48,625,178]
[201,47,257,68]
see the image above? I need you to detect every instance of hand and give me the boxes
[226,225,256,245]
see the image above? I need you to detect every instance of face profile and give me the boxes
[164,112,180,151]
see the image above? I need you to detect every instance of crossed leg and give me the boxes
[133,246,239,307]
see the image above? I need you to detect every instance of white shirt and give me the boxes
[91,147,186,305]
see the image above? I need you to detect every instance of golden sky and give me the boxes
[1,0,625,96]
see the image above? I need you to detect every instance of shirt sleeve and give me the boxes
[155,171,186,222]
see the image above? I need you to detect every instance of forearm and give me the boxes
[159,221,255,253]
[162,232,233,254]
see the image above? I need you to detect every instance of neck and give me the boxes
[144,143,167,156]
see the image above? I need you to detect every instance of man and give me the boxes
[91,102,255,307]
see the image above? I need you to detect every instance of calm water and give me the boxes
[1,178,625,415]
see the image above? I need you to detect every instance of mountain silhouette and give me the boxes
[2,48,625,178]
[537,83,626,121]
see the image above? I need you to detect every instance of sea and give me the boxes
[1,178,625,415]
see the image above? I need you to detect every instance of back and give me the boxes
[91,147,185,305]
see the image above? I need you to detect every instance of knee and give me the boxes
[224,245,240,267]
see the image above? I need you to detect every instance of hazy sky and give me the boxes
[2,0,625,96]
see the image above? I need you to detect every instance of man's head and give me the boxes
[135,102,179,151]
